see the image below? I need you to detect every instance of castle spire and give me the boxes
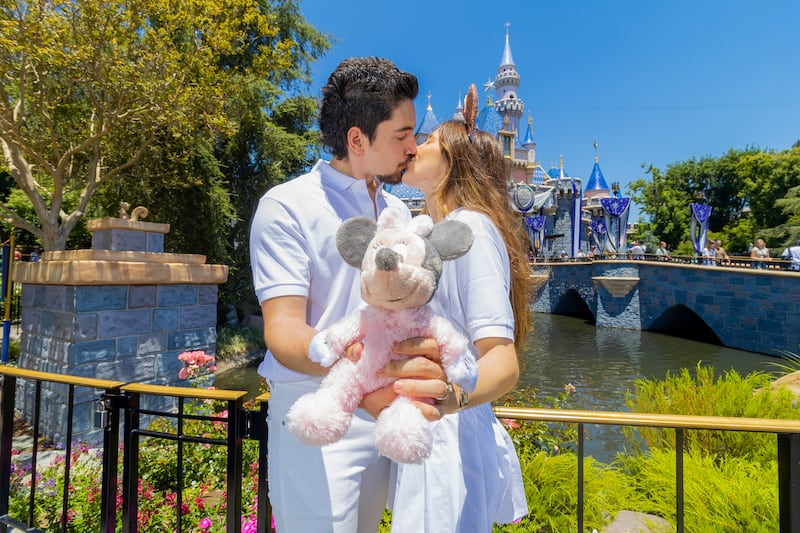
[500,22,515,67]
[594,138,599,163]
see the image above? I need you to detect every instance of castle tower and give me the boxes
[415,92,441,144]
[494,23,525,135]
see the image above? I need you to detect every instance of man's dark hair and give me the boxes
[319,57,418,159]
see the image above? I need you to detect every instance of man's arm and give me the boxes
[261,295,328,376]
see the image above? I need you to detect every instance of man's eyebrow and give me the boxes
[394,126,414,133]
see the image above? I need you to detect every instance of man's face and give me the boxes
[363,99,417,185]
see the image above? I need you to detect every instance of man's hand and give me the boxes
[360,337,450,420]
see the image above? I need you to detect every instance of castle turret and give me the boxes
[494,23,524,135]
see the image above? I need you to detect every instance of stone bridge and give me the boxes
[530,261,800,357]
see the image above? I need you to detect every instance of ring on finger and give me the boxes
[434,383,453,403]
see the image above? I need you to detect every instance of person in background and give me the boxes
[715,239,730,265]
[655,241,671,261]
[628,240,645,260]
[250,57,444,532]
[781,239,800,271]
[750,238,771,269]
[387,88,529,531]
[701,241,717,266]
[30,249,40,262]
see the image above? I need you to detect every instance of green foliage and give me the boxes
[625,364,800,464]
[9,396,262,532]
[619,449,778,533]
[216,324,266,361]
[0,0,323,251]
[630,146,800,253]
[497,386,578,455]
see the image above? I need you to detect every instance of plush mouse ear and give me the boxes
[408,215,434,237]
[428,220,474,260]
[336,217,377,267]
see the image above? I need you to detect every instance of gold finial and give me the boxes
[559,154,564,169]
[528,115,533,127]
[426,91,432,111]
[594,138,599,163]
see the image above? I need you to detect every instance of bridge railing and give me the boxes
[2,366,800,532]
[533,253,797,271]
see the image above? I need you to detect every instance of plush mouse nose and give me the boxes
[375,247,400,271]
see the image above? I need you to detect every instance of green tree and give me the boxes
[0,0,294,250]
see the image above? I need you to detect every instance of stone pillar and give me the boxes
[12,215,228,443]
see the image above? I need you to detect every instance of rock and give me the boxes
[771,370,800,397]
[601,510,674,532]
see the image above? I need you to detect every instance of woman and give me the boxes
[388,87,530,531]
[751,238,771,268]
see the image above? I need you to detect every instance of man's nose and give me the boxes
[405,136,417,155]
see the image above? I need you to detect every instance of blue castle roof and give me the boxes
[585,162,610,192]
[416,106,440,136]
[476,102,503,137]
[547,167,569,180]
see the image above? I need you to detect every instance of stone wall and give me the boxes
[12,215,227,444]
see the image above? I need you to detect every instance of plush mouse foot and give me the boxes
[374,396,432,464]
[287,391,352,446]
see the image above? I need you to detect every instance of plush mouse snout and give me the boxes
[375,247,400,271]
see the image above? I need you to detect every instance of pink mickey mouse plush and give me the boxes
[287,207,478,464]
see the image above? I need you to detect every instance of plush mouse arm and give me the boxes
[308,313,362,368]
[428,314,478,393]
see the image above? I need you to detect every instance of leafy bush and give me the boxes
[618,448,778,533]
[625,363,800,464]
[216,325,265,361]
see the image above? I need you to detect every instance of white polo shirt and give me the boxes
[249,159,410,382]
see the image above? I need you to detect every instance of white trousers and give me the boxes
[267,379,389,533]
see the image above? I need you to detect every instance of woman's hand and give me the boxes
[359,337,450,420]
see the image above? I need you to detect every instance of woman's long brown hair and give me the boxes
[425,121,531,350]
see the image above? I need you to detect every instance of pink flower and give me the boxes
[501,418,519,429]
[564,382,577,394]
[198,517,212,530]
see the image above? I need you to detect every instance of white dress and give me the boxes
[388,209,528,532]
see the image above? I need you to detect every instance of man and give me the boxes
[250,57,444,532]
[715,239,730,265]
[628,240,645,260]
[781,239,800,271]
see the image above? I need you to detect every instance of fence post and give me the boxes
[121,392,140,533]
[99,392,126,533]
[0,374,16,533]
[778,433,800,533]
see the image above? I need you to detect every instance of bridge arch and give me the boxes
[647,304,722,345]
[552,288,594,322]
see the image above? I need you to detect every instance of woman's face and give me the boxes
[402,129,447,196]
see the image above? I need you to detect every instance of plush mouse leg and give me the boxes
[287,360,363,446]
[374,395,432,464]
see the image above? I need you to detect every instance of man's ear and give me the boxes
[347,126,366,155]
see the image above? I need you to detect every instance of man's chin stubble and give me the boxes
[377,170,404,185]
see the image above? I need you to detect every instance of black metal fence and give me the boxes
[2,366,800,532]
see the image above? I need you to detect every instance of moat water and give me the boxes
[216,313,783,462]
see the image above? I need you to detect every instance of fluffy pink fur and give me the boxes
[287,305,472,463]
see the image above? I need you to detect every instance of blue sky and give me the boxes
[298,0,800,221]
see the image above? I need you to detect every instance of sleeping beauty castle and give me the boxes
[385,25,633,259]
